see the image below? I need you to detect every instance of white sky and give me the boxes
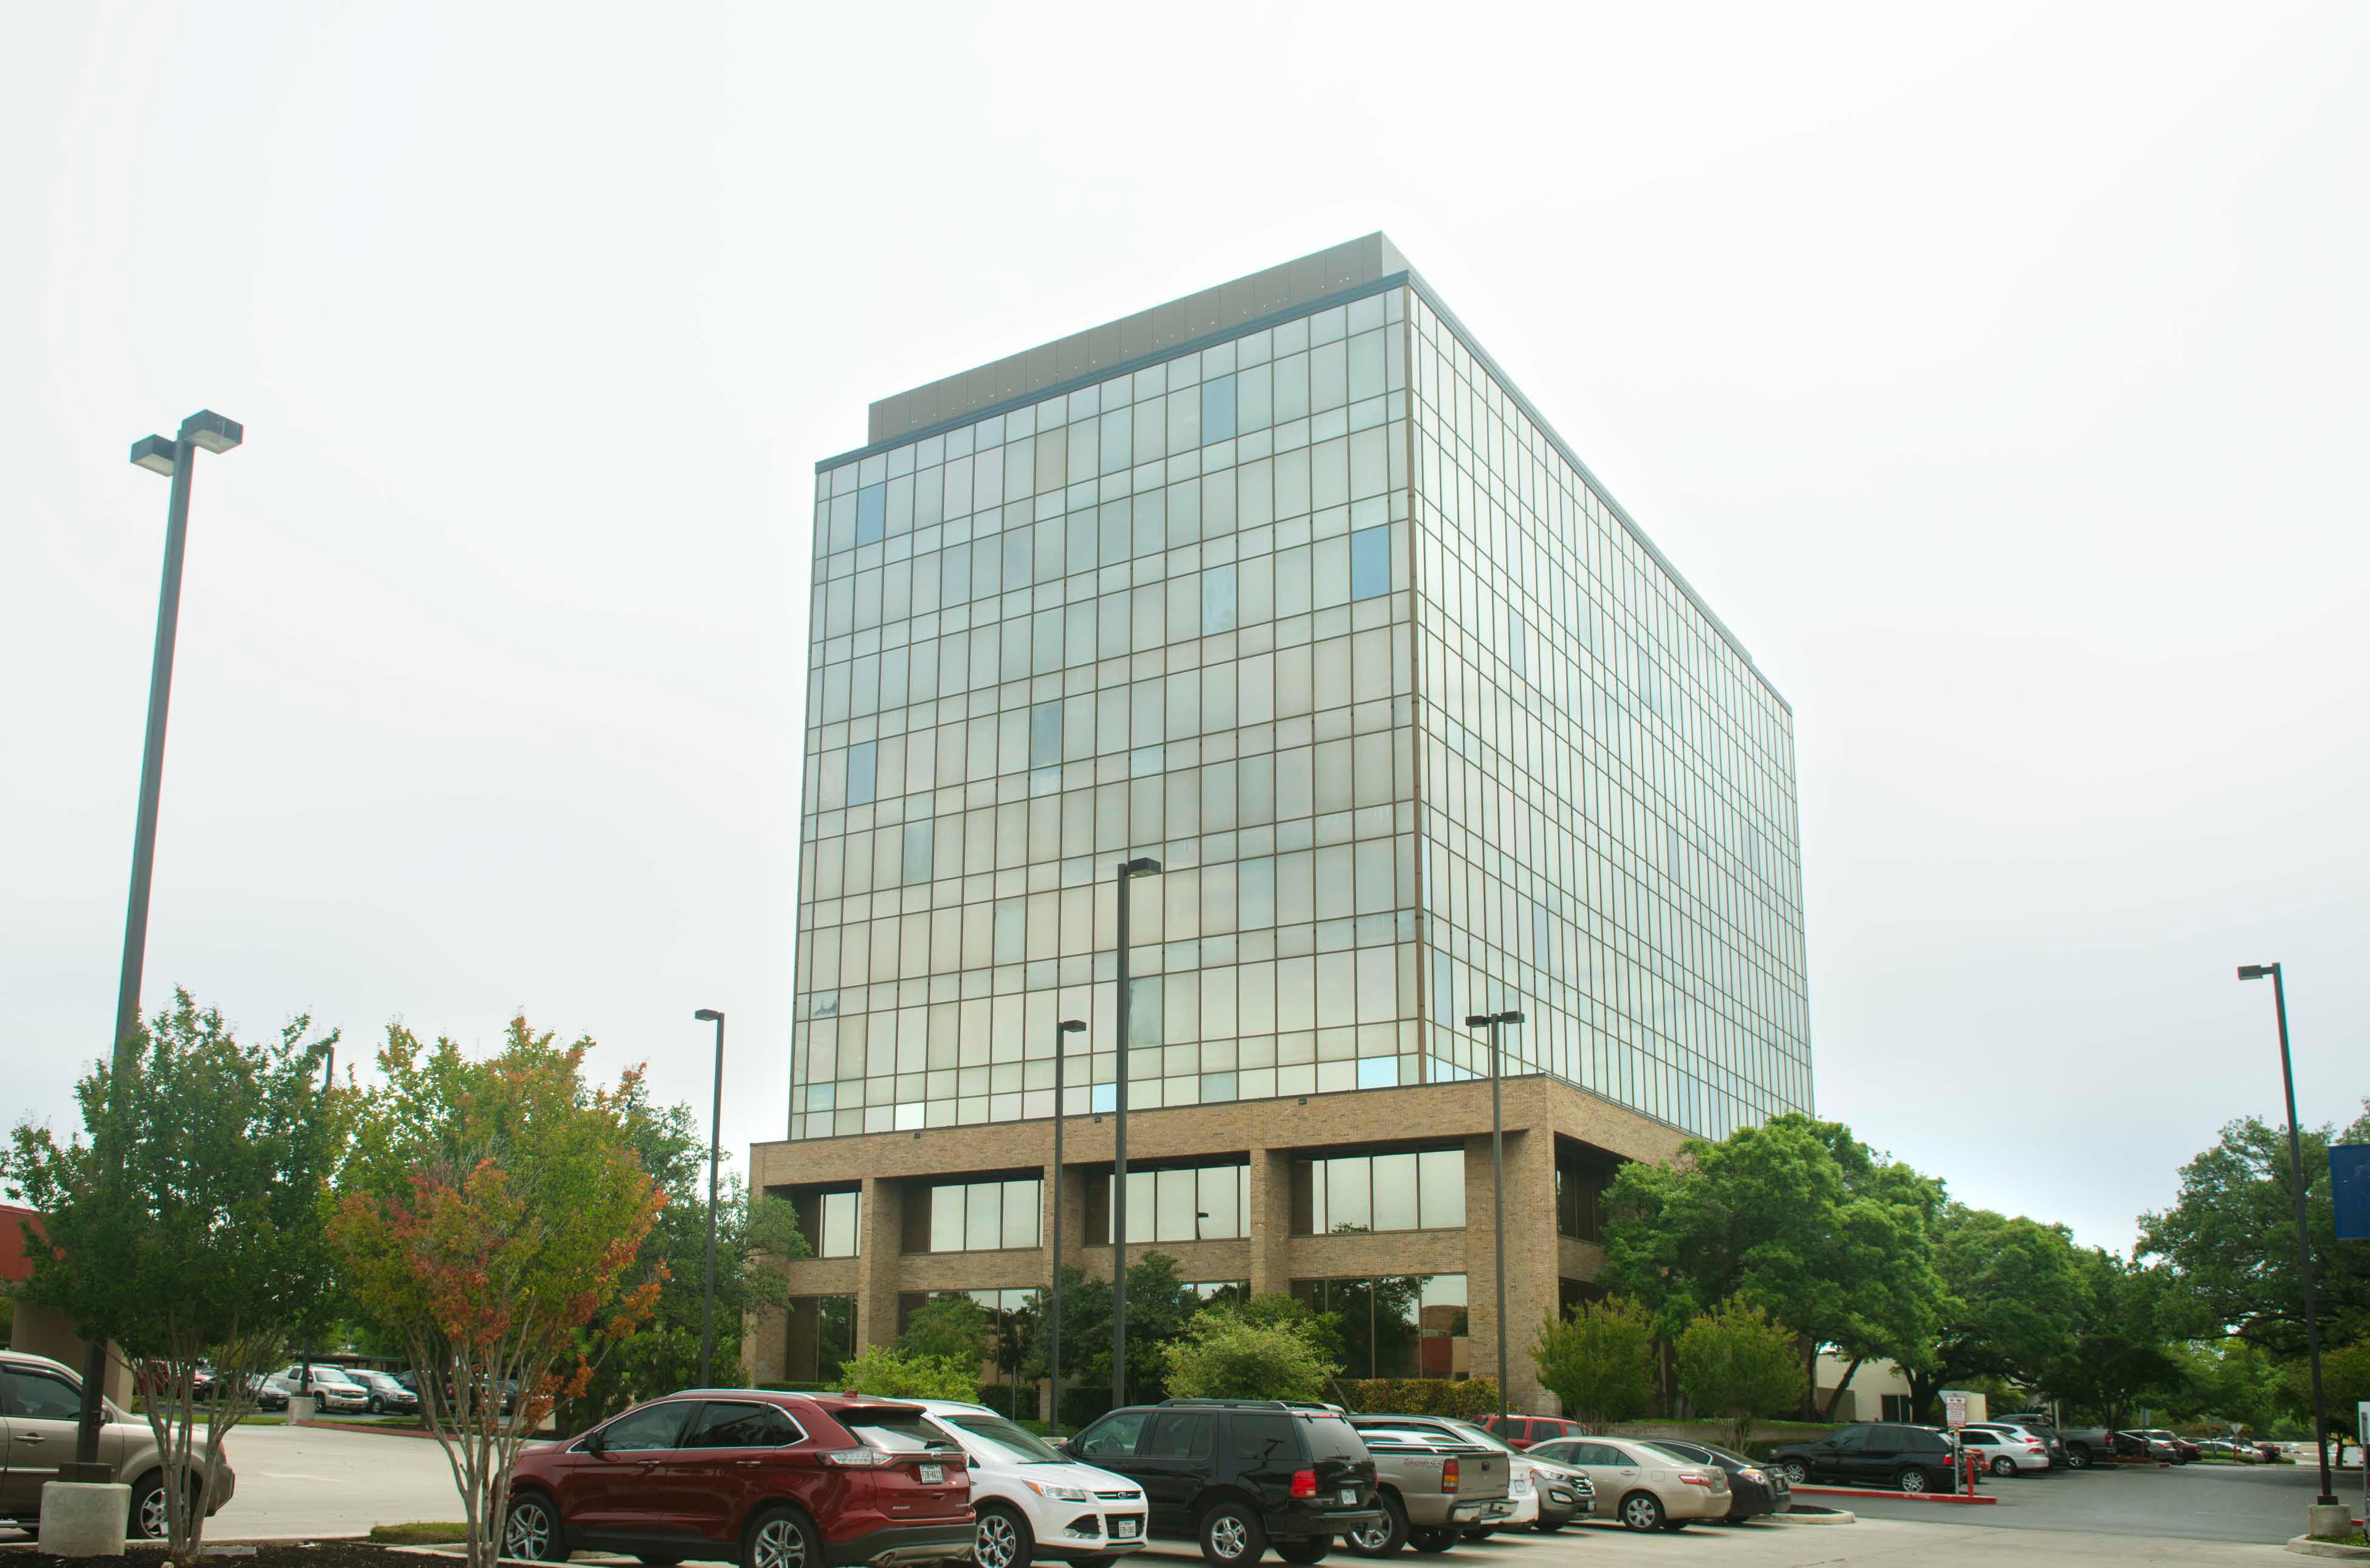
[4,2,2365,1256]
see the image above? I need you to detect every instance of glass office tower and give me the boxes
[792,235,1810,1148]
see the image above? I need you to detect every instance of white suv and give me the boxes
[909,1400,1149,1568]
[261,1363,370,1414]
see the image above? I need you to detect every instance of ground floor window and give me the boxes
[784,1295,854,1385]
[1291,1274,1468,1378]
[1881,1394,1915,1422]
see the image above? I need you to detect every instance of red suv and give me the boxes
[506,1391,973,1568]
[1477,1415,1589,1450]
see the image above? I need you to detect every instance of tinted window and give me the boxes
[1826,1426,1868,1450]
[1144,1412,1215,1460]
[686,1402,800,1448]
[5,1368,81,1420]
[1300,1416,1367,1461]
[600,1402,690,1451]
[1528,1440,1583,1464]
[1229,1413,1299,1462]
[1909,1431,1951,1453]
[943,1413,1065,1464]
[1076,1410,1151,1459]
[1575,1442,1624,1466]
[842,1408,946,1451]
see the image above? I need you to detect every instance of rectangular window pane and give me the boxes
[966,1182,1001,1250]
[1156,1168,1195,1242]
[847,742,877,806]
[902,821,933,886]
[1350,526,1389,601]
[1201,564,1238,635]
[1417,1149,1464,1229]
[857,484,886,545]
[1030,702,1063,769]
[1371,1152,1418,1231]
[1003,1179,1040,1248]
[930,1186,962,1253]
[1325,1157,1371,1233]
[1202,375,1236,443]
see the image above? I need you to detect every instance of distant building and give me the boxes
[752,236,1812,1411]
[1,1201,132,1403]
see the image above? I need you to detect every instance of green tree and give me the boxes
[1194,1291,1350,1370]
[842,1343,981,1401]
[2142,1106,2370,1362]
[2166,1338,2291,1434]
[2038,1248,2186,1428]
[901,1295,994,1364]
[1,991,343,1557]
[1533,1295,1657,1426]
[1162,1308,1339,1401]
[1674,1298,1807,1450]
[1905,1205,2085,1423]
[334,1017,665,1568]
[1022,1253,1200,1417]
[1600,1114,1943,1416]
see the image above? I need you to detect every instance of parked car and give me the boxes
[1513,1436,1726,1532]
[1970,1418,2067,1468]
[1068,1398,1381,1563]
[347,1369,421,1416]
[1596,1438,1789,1522]
[2125,1429,2199,1462]
[0,1349,239,1539]
[505,1391,972,1566]
[905,1398,1148,1568]
[1338,1417,1514,1554]
[1474,1415,1588,1450]
[244,1372,289,1412]
[1342,1414,1587,1536]
[1766,1422,1960,1493]
[1956,1428,2047,1476]
[262,1363,371,1414]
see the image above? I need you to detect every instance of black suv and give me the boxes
[1764,1423,1958,1493]
[1068,1400,1381,1565]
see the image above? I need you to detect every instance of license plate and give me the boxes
[919,1464,943,1483]
[1113,1521,1139,1539]
[1338,1488,1358,1505]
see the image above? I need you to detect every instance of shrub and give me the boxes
[1674,1298,1805,1451]
[1340,1378,1498,1417]
[1534,1295,1657,1426]
[1163,1312,1338,1402]
[840,1344,981,1402]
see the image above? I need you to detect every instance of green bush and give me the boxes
[1340,1378,1499,1418]
[1163,1313,1337,1401]
[755,1380,833,1393]
[840,1345,980,1402]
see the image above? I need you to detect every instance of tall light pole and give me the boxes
[71,411,244,1473]
[298,1044,335,1416]
[1466,1008,1523,1425]
[2237,964,2338,1512]
[1049,1018,1085,1433]
[1109,855,1161,1409]
[694,1008,726,1388]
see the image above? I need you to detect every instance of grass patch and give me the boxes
[369,1523,472,1544]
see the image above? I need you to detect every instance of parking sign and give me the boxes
[1943,1392,1968,1429]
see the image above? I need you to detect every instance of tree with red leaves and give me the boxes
[334,1016,664,1568]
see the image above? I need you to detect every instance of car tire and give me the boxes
[744,1505,821,1568]
[1200,1501,1268,1565]
[1618,1491,1664,1532]
[1275,1544,1329,1566]
[1895,1467,1930,1494]
[1989,1457,2016,1477]
[1344,1491,1407,1556]
[503,1491,568,1563]
[2064,1446,2090,1470]
[1778,1459,1809,1485]
[974,1504,1035,1568]
[1405,1527,1458,1554]
[128,1471,197,1542]
[1530,1510,1565,1534]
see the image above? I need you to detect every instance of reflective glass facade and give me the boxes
[794,256,1809,1145]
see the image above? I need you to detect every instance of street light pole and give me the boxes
[298,1044,335,1416]
[2238,964,2337,1509]
[695,1008,726,1388]
[1049,1018,1085,1433]
[1466,1009,1524,1426]
[1110,855,1161,1410]
[72,411,244,1473]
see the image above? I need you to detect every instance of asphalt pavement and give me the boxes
[1838,1457,2366,1543]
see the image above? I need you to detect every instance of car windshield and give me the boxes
[1642,1442,1710,1465]
[1446,1420,1520,1454]
[943,1413,1065,1464]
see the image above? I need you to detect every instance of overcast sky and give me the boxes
[5,3,2365,1257]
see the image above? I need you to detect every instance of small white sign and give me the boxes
[1943,1392,1969,1430]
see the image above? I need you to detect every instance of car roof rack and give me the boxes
[1158,1398,1342,1412]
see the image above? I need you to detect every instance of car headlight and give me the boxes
[1023,1481,1094,1502]
[1742,1468,1766,1483]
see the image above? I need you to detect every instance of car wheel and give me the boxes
[1895,1467,1930,1494]
[1989,1457,2016,1477]
[1199,1501,1268,1566]
[1778,1459,1809,1485]
[1404,1527,1458,1554]
[745,1505,820,1568]
[1344,1491,1407,1556]
[2064,1446,2090,1470]
[1618,1491,1664,1532]
[974,1504,1034,1568]
[1531,1510,1566,1534]
[1274,1544,1329,1566]
[129,1472,179,1541]
[504,1492,568,1562]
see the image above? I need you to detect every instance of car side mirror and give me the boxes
[585,1429,606,1456]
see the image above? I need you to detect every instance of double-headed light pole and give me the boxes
[1465,1008,1523,1425]
[72,411,244,1473]
[1048,1016,1086,1432]
[1108,855,1161,1409]
[693,1008,726,1388]
[2236,962,2337,1512]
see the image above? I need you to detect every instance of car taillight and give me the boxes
[820,1448,893,1467]
[1441,1458,1458,1494]
[1291,1470,1317,1499]
[1679,1471,1712,1487]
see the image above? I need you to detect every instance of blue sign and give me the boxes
[2332,1145,2370,1242]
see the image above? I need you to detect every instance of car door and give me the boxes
[1568,1440,1637,1502]
[565,1399,694,1539]
[1812,1425,1867,1482]
[1858,1424,1906,1484]
[1071,1410,1156,1520]
[675,1400,804,1543]
[1132,1411,1217,1534]
[1,1363,93,1515]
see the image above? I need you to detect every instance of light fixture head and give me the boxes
[2236,965,2272,982]
[179,409,243,454]
[694,1007,724,1021]
[1464,1014,1489,1029]
[1058,1018,1086,1034]
[1121,856,1163,877]
[129,435,177,476]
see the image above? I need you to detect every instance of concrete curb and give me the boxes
[1790,1484,1997,1507]
[2286,1537,2370,1559]
[295,1419,444,1440]
[1768,1509,1856,1525]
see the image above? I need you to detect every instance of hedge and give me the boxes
[1339,1378,1500,1418]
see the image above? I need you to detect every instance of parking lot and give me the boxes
[2,1425,2348,1566]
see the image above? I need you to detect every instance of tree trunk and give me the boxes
[1801,1341,1821,1420]
[1819,1357,1865,1420]
[1905,1366,1940,1427]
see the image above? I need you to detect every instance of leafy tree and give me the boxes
[2286,1337,2370,1454]
[1162,1308,1338,1400]
[2142,1106,2370,1360]
[2166,1337,2291,1434]
[1674,1298,1807,1451]
[1600,1114,1943,1416]
[1195,1291,1349,1370]
[1,991,343,1558]
[842,1343,980,1401]
[1905,1205,2085,1423]
[2038,1248,2187,1428]
[901,1295,993,1364]
[1022,1253,1200,1416]
[1533,1295,1657,1426]
[334,1018,664,1568]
